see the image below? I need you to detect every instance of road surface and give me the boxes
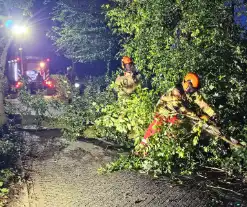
[8,128,212,207]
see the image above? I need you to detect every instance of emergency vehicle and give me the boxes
[6,56,55,95]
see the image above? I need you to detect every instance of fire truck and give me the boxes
[6,56,55,95]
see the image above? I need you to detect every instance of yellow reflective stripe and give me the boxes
[193,93,205,107]
[178,106,197,117]
[193,92,215,117]
[156,89,216,119]
[156,92,180,116]
[115,74,139,95]
[204,107,215,117]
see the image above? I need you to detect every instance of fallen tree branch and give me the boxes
[206,184,244,197]
[204,166,226,172]
[187,115,243,148]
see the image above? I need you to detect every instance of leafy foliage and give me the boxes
[0,129,23,206]
[95,85,155,145]
[8,0,247,191]
[18,89,51,126]
[50,74,72,100]
[5,81,56,127]
[51,76,116,140]
[48,0,117,63]
[96,0,247,178]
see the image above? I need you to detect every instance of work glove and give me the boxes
[230,137,239,145]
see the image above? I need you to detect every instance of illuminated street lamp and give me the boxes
[11,25,29,35]
[11,24,29,75]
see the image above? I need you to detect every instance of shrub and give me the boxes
[53,76,116,140]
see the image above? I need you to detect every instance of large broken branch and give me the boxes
[186,115,243,148]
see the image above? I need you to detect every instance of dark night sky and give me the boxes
[9,0,114,77]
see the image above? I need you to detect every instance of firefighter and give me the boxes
[29,72,41,93]
[139,72,217,147]
[115,56,140,96]
[34,72,44,92]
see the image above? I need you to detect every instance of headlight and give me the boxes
[75,83,80,88]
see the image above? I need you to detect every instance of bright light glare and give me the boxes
[40,62,46,68]
[75,83,80,88]
[12,25,29,35]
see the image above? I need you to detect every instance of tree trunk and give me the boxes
[0,37,12,126]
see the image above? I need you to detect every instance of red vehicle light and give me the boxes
[15,81,22,88]
[44,80,54,88]
[46,80,51,85]
[46,58,50,62]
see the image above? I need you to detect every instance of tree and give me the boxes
[100,0,247,175]
[48,0,117,63]
[105,0,247,136]
[0,0,33,126]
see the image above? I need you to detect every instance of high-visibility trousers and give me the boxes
[141,114,178,145]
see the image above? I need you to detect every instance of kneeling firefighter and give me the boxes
[140,72,217,146]
[115,56,141,96]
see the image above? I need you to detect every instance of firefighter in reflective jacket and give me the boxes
[140,72,216,146]
[115,56,140,96]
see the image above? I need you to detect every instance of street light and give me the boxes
[11,25,29,75]
[11,25,29,35]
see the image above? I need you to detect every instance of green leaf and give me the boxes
[1,188,9,194]
[193,136,199,146]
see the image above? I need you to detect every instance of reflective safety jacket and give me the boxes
[115,72,140,96]
[156,87,215,119]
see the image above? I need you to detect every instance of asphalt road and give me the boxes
[8,129,212,207]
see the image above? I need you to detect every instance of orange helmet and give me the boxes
[121,56,132,64]
[182,72,200,93]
